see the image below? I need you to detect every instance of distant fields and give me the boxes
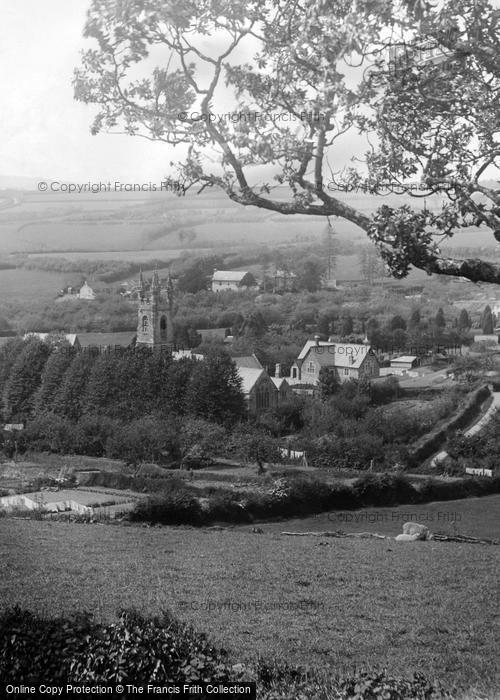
[0,188,495,257]
[1,514,499,697]
[0,269,77,302]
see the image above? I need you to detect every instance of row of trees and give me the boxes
[0,338,246,425]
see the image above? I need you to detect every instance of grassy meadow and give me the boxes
[0,187,494,257]
[1,503,500,697]
[0,268,79,302]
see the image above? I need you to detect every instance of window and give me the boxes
[160,315,167,338]
[256,389,270,410]
[344,368,349,376]
[307,361,315,373]
[141,315,149,332]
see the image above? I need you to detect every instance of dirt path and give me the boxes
[431,389,500,467]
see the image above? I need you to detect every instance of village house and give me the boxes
[289,337,380,385]
[211,270,257,292]
[77,281,96,300]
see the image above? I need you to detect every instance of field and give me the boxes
[1,505,499,698]
[0,188,495,257]
[0,268,77,302]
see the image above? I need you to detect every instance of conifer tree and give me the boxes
[184,350,245,424]
[4,339,51,421]
[481,305,494,335]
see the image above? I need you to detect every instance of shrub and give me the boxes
[352,474,419,507]
[0,607,233,684]
[205,493,252,524]
[130,491,203,525]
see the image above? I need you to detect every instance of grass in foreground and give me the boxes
[1,518,499,698]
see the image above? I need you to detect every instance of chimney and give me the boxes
[314,335,320,346]
[275,363,282,378]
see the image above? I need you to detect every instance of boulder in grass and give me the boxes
[402,522,432,540]
[395,533,421,542]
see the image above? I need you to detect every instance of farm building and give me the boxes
[290,338,379,385]
[390,355,419,373]
[211,270,257,292]
[198,327,231,342]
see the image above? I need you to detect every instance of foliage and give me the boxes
[318,367,340,399]
[481,304,494,334]
[106,416,181,466]
[184,350,246,424]
[3,338,51,421]
[130,491,204,526]
[228,425,281,472]
[0,607,233,684]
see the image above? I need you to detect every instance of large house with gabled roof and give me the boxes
[289,337,380,385]
[211,270,257,292]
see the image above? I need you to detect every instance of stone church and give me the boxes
[136,269,175,349]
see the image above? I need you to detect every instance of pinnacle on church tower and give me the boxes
[136,268,174,349]
[139,268,145,299]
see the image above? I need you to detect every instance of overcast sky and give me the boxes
[2,3,498,187]
[1,1,178,183]
[1,1,371,187]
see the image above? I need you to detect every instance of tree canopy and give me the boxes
[75,0,500,284]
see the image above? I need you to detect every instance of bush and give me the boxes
[205,493,252,524]
[130,491,204,525]
[0,607,233,684]
[352,473,419,507]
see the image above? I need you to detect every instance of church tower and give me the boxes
[136,268,174,348]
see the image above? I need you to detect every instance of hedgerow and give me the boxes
[129,474,500,527]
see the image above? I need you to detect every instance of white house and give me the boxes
[78,281,96,300]
[290,338,380,385]
[211,270,256,292]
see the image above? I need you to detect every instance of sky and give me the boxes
[1,1,178,184]
[2,2,498,188]
[0,1,367,188]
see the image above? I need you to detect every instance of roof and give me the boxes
[24,332,79,346]
[78,332,136,348]
[212,270,249,282]
[233,354,263,370]
[237,367,268,394]
[391,355,418,363]
[271,377,289,389]
[299,341,373,370]
[198,327,229,340]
